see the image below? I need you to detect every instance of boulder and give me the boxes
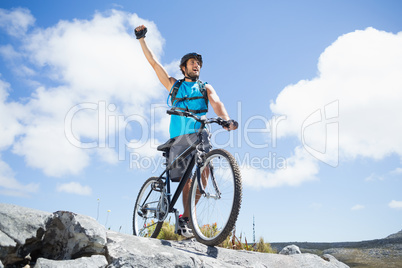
[35,255,108,268]
[0,203,106,266]
[0,203,350,268]
[106,231,349,268]
[41,211,106,260]
[280,244,302,255]
[0,203,51,265]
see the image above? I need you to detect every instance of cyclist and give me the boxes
[135,25,237,238]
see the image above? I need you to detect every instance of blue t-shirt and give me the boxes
[169,81,208,138]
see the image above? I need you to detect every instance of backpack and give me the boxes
[169,79,209,114]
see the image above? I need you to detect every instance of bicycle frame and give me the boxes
[134,108,240,242]
[140,109,226,222]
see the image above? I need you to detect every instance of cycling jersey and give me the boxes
[169,80,208,138]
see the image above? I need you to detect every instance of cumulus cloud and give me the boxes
[0,158,39,197]
[56,182,92,196]
[0,8,35,37]
[241,146,319,188]
[0,9,172,180]
[244,27,402,188]
[270,27,402,161]
[364,173,384,182]
[351,204,365,211]
[389,200,402,209]
[0,79,25,150]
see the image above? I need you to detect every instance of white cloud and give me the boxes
[365,173,384,182]
[244,27,402,189]
[270,27,402,162]
[0,79,25,150]
[56,182,92,196]
[389,200,402,209]
[390,168,402,175]
[0,8,35,37]
[0,158,39,197]
[0,9,168,178]
[351,204,365,211]
[241,146,319,188]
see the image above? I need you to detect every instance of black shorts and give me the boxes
[168,130,211,182]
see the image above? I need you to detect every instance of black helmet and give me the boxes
[180,52,203,68]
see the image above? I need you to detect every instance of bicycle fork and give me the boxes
[196,163,221,199]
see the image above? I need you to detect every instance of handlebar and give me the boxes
[166,108,238,129]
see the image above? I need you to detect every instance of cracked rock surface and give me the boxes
[0,203,349,267]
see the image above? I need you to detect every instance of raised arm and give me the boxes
[135,25,176,91]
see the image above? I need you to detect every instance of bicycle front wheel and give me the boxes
[189,149,242,246]
[133,177,164,238]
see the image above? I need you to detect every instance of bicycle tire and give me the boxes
[188,149,242,246]
[133,177,164,238]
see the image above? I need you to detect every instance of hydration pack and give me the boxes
[169,79,209,114]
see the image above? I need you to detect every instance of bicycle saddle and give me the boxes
[157,138,176,152]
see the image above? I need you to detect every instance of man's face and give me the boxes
[183,58,201,79]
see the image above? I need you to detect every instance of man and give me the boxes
[135,25,237,237]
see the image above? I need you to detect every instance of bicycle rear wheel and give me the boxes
[188,149,242,246]
[133,177,164,238]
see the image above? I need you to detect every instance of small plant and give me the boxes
[217,228,275,253]
[136,219,275,254]
[200,222,219,238]
[105,209,111,227]
[157,217,183,241]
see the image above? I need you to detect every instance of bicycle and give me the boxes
[132,108,242,246]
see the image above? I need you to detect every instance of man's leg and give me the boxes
[182,167,210,218]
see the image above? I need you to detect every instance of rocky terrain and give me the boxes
[271,231,402,268]
[0,203,349,267]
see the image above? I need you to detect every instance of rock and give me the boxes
[322,254,350,268]
[0,203,52,265]
[0,204,106,266]
[41,211,106,260]
[0,203,51,245]
[386,229,402,239]
[280,245,302,255]
[106,231,348,268]
[0,203,350,268]
[35,255,108,268]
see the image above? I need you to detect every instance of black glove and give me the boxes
[134,27,147,39]
[222,119,238,130]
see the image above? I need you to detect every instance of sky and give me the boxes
[0,0,402,243]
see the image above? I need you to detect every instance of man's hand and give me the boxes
[135,25,147,39]
[223,119,238,131]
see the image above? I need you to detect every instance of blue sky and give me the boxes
[1,0,402,243]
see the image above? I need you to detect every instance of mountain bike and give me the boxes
[132,108,242,246]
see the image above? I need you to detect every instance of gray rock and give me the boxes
[280,244,302,255]
[1,204,350,268]
[322,254,350,268]
[35,255,108,268]
[0,203,52,265]
[0,230,16,260]
[386,229,402,239]
[41,211,106,260]
[106,231,349,268]
[0,203,51,245]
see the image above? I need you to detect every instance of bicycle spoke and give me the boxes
[189,149,242,246]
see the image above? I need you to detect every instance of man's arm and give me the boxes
[135,25,176,91]
[206,84,237,130]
